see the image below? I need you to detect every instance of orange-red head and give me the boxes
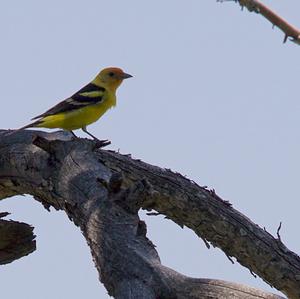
[93,67,132,91]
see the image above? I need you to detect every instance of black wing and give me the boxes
[31,83,106,120]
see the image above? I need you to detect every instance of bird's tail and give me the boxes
[11,120,42,134]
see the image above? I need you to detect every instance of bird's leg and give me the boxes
[81,126,111,148]
[81,126,98,140]
[69,131,78,138]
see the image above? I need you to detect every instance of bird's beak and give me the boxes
[121,72,133,79]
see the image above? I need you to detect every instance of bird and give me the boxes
[17,67,132,144]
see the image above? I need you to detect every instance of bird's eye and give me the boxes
[108,72,115,77]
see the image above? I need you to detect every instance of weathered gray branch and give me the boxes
[0,212,35,264]
[0,129,296,298]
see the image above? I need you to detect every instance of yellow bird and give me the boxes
[19,67,132,142]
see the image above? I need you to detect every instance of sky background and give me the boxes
[0,0,299,298]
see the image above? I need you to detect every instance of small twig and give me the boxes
[262,278,274,289]
[200,236,211,249]
[93,139,111,149]
[0,212,10,218]
[277,221,282,242]
[32,134,54,153]
[249,269,257,278]
[146,212,162,216]
[225,253,235,264]
[208,189,232,207]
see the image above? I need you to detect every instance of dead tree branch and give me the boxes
[219,0,300,44]
[0,129,295,298]
[0,212,35,264]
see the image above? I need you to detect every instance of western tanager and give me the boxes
[19,67,132,142]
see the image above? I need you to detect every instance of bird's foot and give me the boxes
[69,130,78,140]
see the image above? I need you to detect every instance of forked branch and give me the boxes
[0,130,296,298]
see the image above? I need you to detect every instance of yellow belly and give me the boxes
[38,100,114,131]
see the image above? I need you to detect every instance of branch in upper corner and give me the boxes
[218,0,300,45]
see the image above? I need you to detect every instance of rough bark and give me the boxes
[219,0,300,44]
[0,212,36,264]
[0,129,297,298]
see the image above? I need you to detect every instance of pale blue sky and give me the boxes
[1,1,300,298]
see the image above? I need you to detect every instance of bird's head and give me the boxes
[93,67,132,91]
